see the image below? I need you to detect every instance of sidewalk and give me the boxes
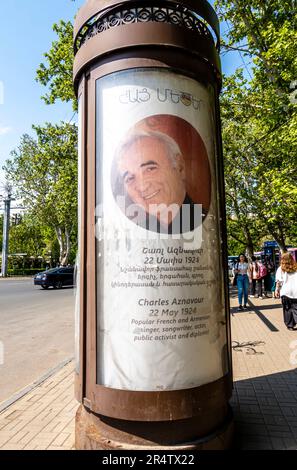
[0,294,296,450]
[0,361,76,450]
[230,293,297,450]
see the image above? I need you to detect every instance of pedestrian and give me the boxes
[263,255,275,297]
[249,256,267,298]
[255,258,267,299]
[249,255,258,298]
[233,254,249,310]
[275,252,297,330]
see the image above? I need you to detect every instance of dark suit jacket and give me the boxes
[127,194,207,234]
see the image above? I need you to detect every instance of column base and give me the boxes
[75,405,234,450]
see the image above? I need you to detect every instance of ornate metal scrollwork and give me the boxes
[74,2,215,54]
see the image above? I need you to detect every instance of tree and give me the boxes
[36,2,297,254]
[9,214,48,258]
[216,0,297,253]
[36,20,76,109]
[4,122,78,265]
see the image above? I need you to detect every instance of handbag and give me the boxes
[232,273,238,287]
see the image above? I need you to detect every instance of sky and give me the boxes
[0,0,84,189]
[0,0,247,193]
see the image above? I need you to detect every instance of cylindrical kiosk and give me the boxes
[74,0,233,450]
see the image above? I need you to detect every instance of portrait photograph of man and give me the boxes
[111,114,211,234]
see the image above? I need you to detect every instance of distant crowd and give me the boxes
[232,253,297,331]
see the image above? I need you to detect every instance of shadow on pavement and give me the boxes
[232,340,266,355]
[230,298,280,332]
[231,369,297,449]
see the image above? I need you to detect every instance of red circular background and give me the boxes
[133,114,211,211]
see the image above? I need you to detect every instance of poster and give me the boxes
[96,68,228,391]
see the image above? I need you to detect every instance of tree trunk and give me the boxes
[274,237,287,254]
[245,244,254,259]
[60,227,71,266]
[242,226,254,259]
[267,227,287,254]
[55,226,66,266]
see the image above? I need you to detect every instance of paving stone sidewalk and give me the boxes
[230,293,297,450]
[0,361,77,450]
[0,294,296,450]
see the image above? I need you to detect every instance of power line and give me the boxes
[68,111,77,124]
[244,116,292,154]
[0,206,25,212]
[218,8,254,81]
[237,49,253,81]
[60,109,77,126]
[225,18,254,81]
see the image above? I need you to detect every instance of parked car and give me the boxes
[34,267,74,289]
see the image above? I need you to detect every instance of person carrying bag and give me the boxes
[275,252,297,330]
[233,254,249,310]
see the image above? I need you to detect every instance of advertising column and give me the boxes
[95,68,229,392]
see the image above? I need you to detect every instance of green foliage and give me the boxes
[9,215,45,257]
[3,3,79,267]
[216,0,297,253]
[8,213,61,263]
[4,122,78,264]
[36,20,77,109]
[34,1,297,256]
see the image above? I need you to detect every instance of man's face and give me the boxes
[118,137,186,217]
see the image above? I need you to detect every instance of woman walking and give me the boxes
[275,252,297,330]
[234,254,249,310]
[249,256,258,297]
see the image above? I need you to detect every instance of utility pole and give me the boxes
[1,194,12,277]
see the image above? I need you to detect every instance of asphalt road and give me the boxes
[0,278,75,403]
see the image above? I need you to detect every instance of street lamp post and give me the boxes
[1,194,12,277]
[73,0,233,450]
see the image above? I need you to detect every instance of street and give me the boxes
[0,278,75,403]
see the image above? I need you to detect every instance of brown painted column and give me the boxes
[73,0,233,450]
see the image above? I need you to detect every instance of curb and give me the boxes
[0,357,74,414]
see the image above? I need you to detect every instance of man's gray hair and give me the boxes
[116,130,183,168]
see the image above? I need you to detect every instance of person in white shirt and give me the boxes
[233,254,249,310]
[275,252,297,330]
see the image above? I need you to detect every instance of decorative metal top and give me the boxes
[74,0,220,55]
